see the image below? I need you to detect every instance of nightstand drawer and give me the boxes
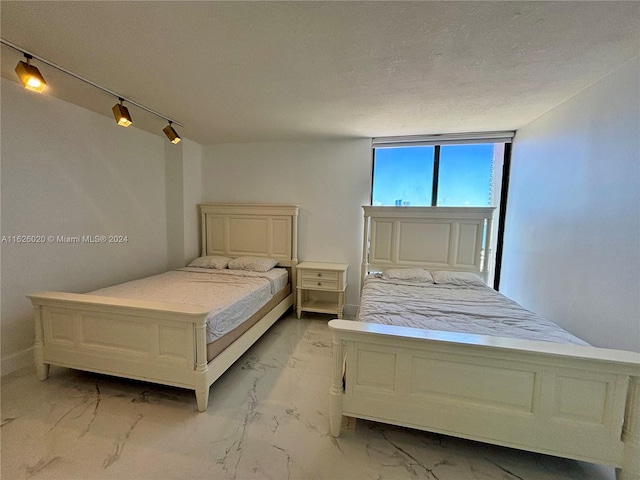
[300,278,339,290]
[301,270,340,281]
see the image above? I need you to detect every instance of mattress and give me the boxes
[358,276,589,345]
[90,267,289,344]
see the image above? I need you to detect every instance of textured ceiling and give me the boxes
[2,1,639,145]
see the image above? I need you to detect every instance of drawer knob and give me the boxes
[317,273,321,277]
[317,282,322,286]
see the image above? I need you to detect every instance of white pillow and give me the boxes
[431,270,485,286]
[228,256,278,272]
[382,268,433,283]
[188,255,231,269]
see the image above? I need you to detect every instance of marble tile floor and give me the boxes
[1,313,616,480]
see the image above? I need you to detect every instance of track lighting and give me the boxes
[15,54,47,93]
[2,38,184,142]
[112,98,133,127]
[163,122,181,144]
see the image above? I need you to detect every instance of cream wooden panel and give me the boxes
[224,215,292,260]
[411,357,536,413]
[355,349,397,391]
[272,218,291,257]
[158,325,190,362]
[227,216,269,255]
[370,220,394,263]
[454,222,481,268]
[397,221,451,265]
[46,311,75,346]
[81,315,149,355]
[206,216,225,254]
[552,375,610,424]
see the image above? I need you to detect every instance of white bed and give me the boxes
[329,206,640,480]
[28,203,299,412]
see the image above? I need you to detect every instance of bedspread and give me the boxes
[91,268,288,343]
[358,276,589,345]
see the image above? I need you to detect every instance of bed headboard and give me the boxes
[362,206,495,284]
[199,204,299,267]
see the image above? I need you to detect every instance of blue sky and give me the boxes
[372,144,494,206]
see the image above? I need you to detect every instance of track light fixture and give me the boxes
[15,53,47,93]
[112,98,133,127]
[2,38,184,143]
[163,122,181,144]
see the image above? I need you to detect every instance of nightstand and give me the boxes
[296,262,348,319]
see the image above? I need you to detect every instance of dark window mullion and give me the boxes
[370,147,377,206]
[493,142,512,291]
[431,145,440,206]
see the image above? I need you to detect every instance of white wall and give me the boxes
[501,57,640,352]
[165,139,185,269]
[165,138,203,270]
[0,79,174,373]
[202,139,372,311]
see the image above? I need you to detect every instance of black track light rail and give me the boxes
[1,38,184,128]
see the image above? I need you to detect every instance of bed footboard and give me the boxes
[29,292,212,404]
[329,320,640,480]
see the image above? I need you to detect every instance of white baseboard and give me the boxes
[1,347,34,376]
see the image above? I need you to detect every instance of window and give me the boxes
[372,142,501,207]
[437,144,494,206]
[371,146,434,206]
[371,133,514,287]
